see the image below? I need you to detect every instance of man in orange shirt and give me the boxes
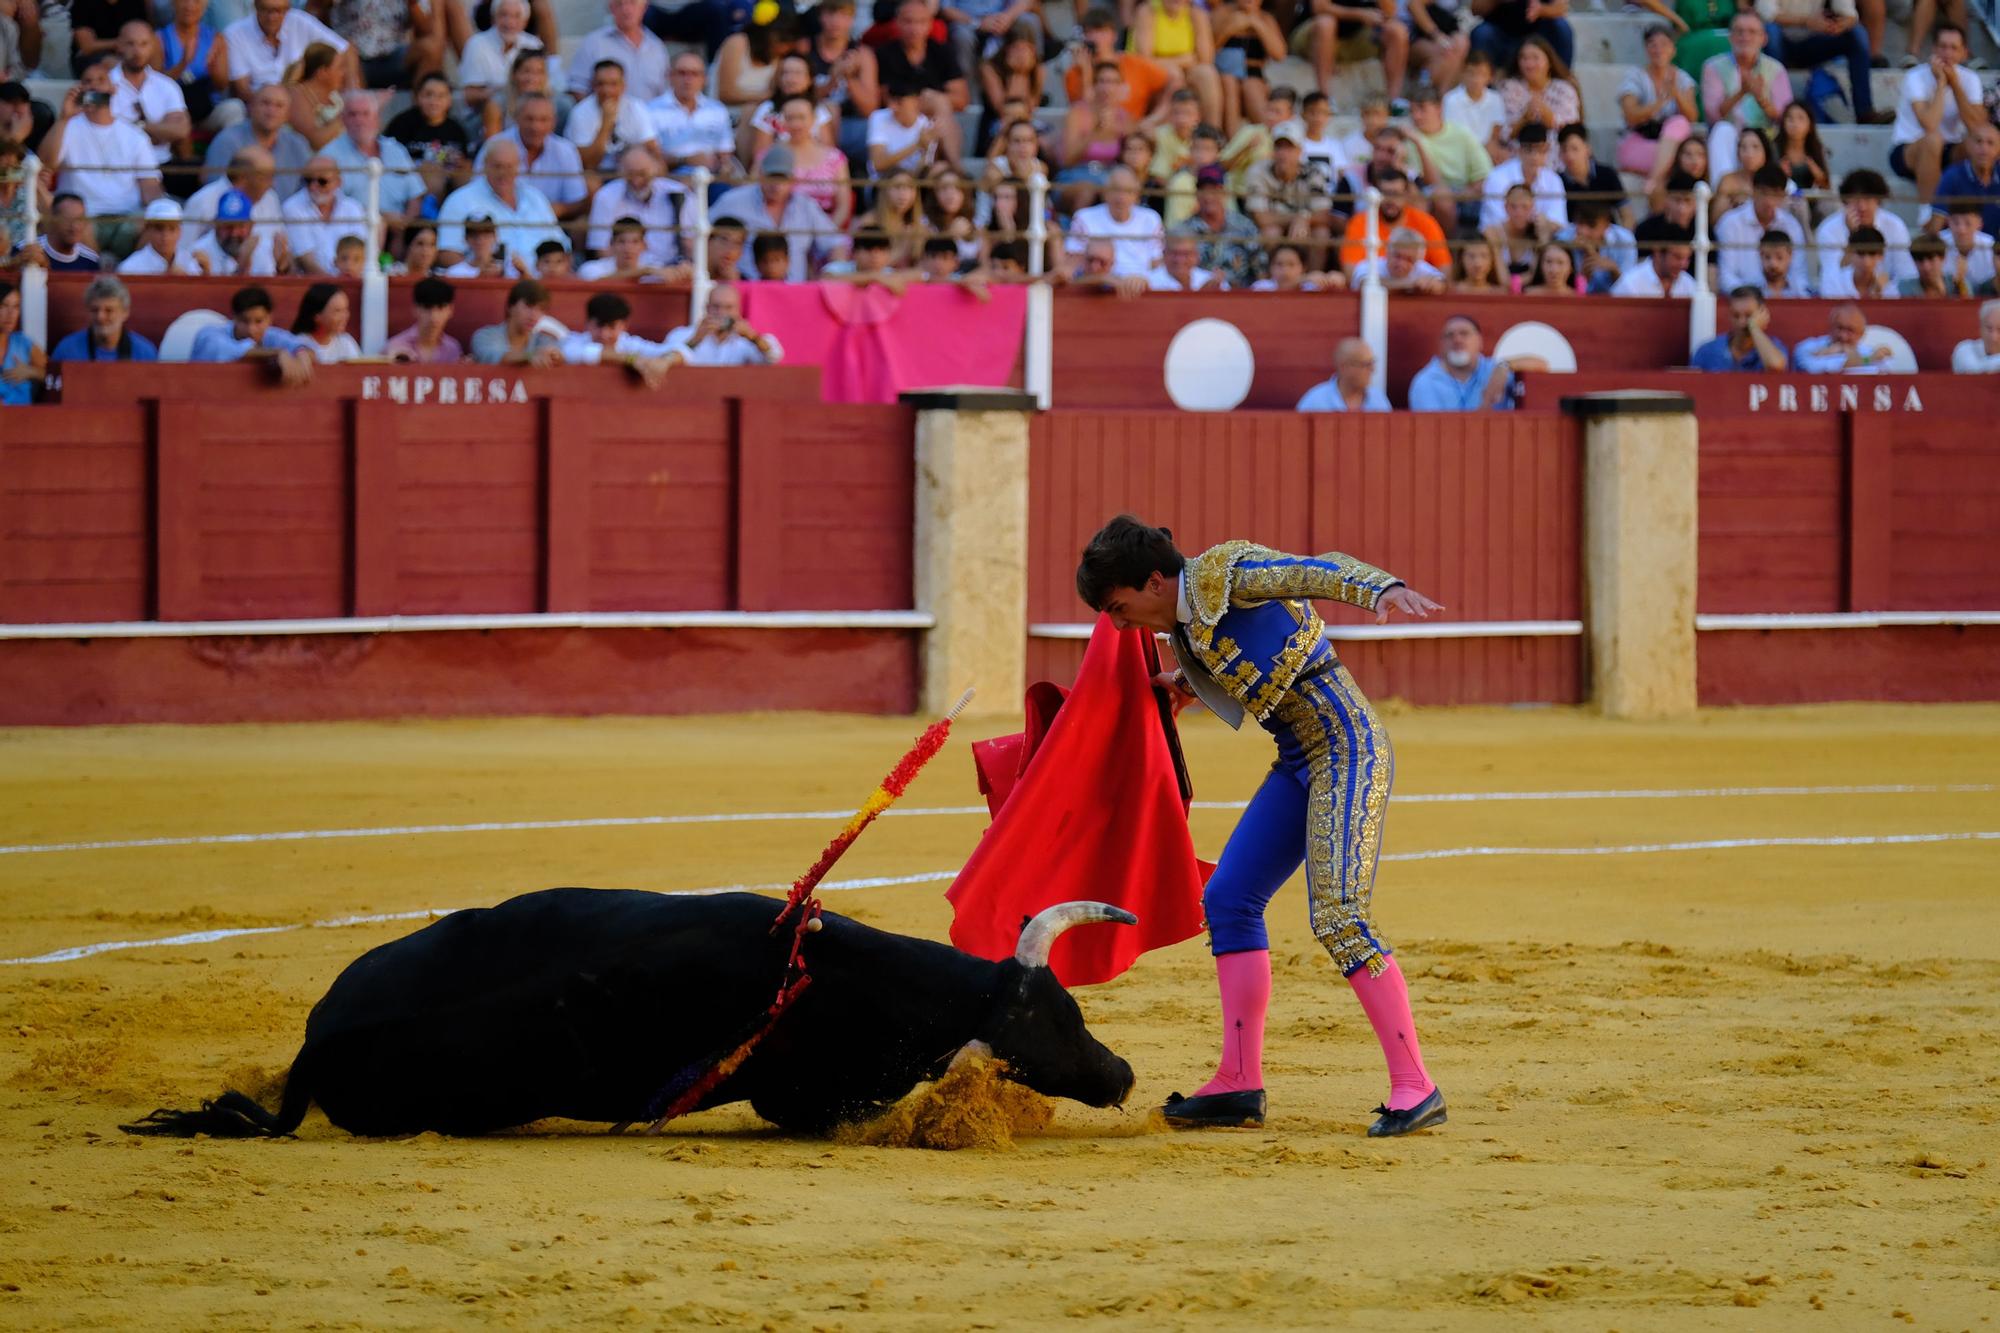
[1338,167,1449,272]
[1063,6,1176,127]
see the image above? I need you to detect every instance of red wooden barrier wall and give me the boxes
[1027,410,1583,705]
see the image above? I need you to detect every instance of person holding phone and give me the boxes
[661,282,783,367]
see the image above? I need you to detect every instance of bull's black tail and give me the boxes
[119,1052,314,1139]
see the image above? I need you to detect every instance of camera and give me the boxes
[81,90,112,109]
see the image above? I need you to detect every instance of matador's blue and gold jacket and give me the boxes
[1174,540,1403,729]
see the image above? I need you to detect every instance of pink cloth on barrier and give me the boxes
[739,282,1028,403]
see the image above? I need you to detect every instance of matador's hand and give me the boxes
[1152,670,1196,715]
[1377,585,1444,623]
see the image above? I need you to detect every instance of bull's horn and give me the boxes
[1014,902,1139,969]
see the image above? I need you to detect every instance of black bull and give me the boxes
[121,889,1138,1138]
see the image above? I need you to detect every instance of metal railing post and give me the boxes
[688,166,714,318]
[19,153,47,347]
[1689,180,1717,356]
[1360,185,1388,395]
[1026,169,1052,409]
[360,157,388,354]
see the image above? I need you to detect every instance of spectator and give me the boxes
[712,143,845,278]
[1219,83,1288,192]
[557,289,678,387]
[42,65,162,257]
[925,163,979,261]
[1451,234,1504,289]
[648,50,736,179]
[974,26,1044,154]
[877,0,970,163]
[49,274,156,362]
[1559,197,1637,292]
[189,283,314,385]
[480,48,572,143]
[1444,47,1508,164]
[576,215,670,280]
[323,92,421,220]
[1821,224,1897,298]
[329,0,443,92]
[222,0,352,100]
[281,155,367,274]
[663,282,784,365]
[439,215,503,275]
[1070,234,1148,296]
[1940,198,1996,291]
[1335,93,1400,180]
[1619,23,1696,178]
[390,221,437,275]
[568,0,669,103]
[1761,0,1885,129]
[1287,90,1344,183]
[1745,227,1802,297]
[66,0,147,79]
[1556,123,1620,217]
[1928,119,2000,239]
[1516,238,1577,293]
[0,82,42,156]
[206,83,313,199]
[1790,300,1893,372]
[469,277,564,365]
[1710,124,1776,220]
[1894,25,1985,206]
[768,94,852,228]
[1716,164,1807,292]
[1645,132,1705,214]
[436,138,565,274]
[1144,230,1221,289]
[1468,0,1573,72]
[109,20,190,174]
[1339,166,1448,271]
[1290,2,1407,113]
[1612,218,1695,295]
[1501,35,1579,140]
[1297,337,1389,411]
[188,187,286,274]
[750,230,793,279]
[850,167,929,263]
[1070,162,1167,276]
[1065,8,1173,129]
[1408,313,1541,410]
[872,79,944,177]
[119,197,200,273]
[289,281,359,363]
[565,59,657,175]
[1173,163,1262,287]
[1407,85,1491,232]
[1900,231,1959,295]
[387,276,463,363]
[534,238,569,278]
[1479,121,1563,229]
[1773,101,1830,200]
[588,144,686,263]
[1,17,31,87]
[823,227,903,285]
[386,72,473,190]
[0,278,42,402]
[332,232,366,277]
[713,17,789,114]
[1160,122,1223,225]
[185,146,285,259]
[157,0,234,158]
[26,192,101,271]
[1406,0,1470,94]
[461,0,558,118]
[1486,184,1551,277]
[1700,12,1789,183]
[1251,240,1335,289]
[1668,0,1729,82]
[801,1,879,167]
[1692,285,1788,370]
[1353,226,1448,290]
[1950,297,2000,372]
[706,217,747,280]
[1130,0,1226,126]
[1151,87,1204,184]
[1816,169,1914,291]
[481,92,587,222]
[285,42,347,152]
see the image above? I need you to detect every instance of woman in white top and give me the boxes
[1248,242,1330,290]
[746,54,836,164]
[291,283,361,363]
[714,19,783,110]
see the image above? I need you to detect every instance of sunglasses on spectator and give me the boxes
[304,175,335,186]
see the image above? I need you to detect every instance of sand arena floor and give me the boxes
[0,703,1996,1330]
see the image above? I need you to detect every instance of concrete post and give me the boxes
[901,387,1036,717]
[1561,391,1700,720]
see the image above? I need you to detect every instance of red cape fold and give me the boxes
[947,615,1211,986]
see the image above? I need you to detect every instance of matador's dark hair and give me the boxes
[1075,514,1185,611]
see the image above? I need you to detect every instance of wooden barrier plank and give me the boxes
[0,407,153,623]
[1845,413,1894,612]
[351,400,400,616]
[153,400,202,622]
[544,398,591,612]
[734,398,785,612]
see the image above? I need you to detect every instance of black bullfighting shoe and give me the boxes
[1367,1087,1447,1138]
[1162,1089,1267,1129]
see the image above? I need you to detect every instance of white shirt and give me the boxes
[54,115,159,217]
[110,66,187,167]
[282,186,368,272]
[558,329,679,363]
[1816,267,1899,299]
[664,323,784,365]
[1349,257,1447,285]
[564,95,659,163]
[749,98,833,144]
[1943,230,1997,289]
[1815,209,1916,288]
[477,128,588,208]
[1714,201,1808,293]
[569,25,670,101]
[435,177,566,257]
[1065,203,1166,276]
[303,332,362,364]
[1444,85,1508,146]
[1297,131,1348,181]
[222,12,349,93]
[1479,159,1567,231]
[459,27,559,91]
[574,255,666,280]
[1951,338,2000,373]
[646,91,734,164]
[586,176,686,261]
[187,228,278,276]
[1610,261,1698,296]
[118,243,203,275]
[1893,62,1983,145]
[183,177,287,259]
[865,109,934,177]
[1144,264,1222,290]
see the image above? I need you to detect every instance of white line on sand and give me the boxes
[1,784,1989,859]
[4,832,1992,967]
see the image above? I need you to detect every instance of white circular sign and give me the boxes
[1163,318,1255,411]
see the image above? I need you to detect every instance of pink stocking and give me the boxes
[1348,956,1435,1111]
[1195,949,1270,1096]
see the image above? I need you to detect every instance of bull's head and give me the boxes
[966,902,1137,1110]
